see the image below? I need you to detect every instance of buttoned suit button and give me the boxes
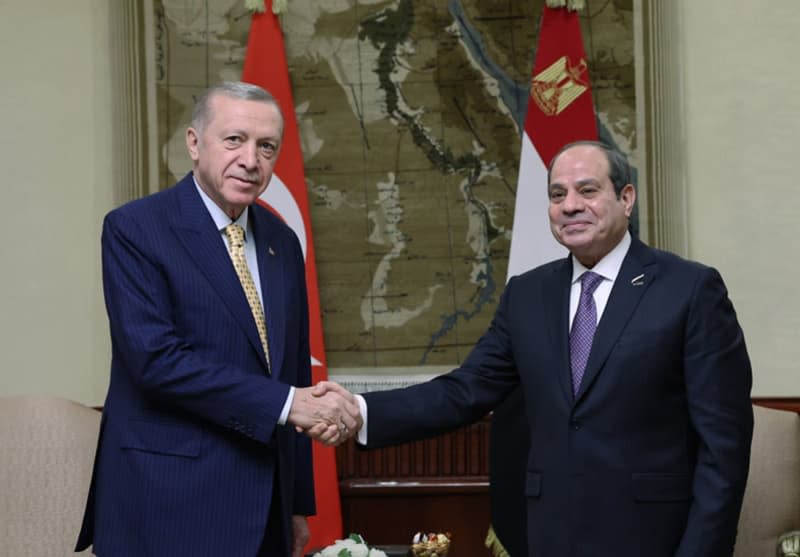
[570,420,581,431]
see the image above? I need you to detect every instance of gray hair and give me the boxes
[547,140,633,198]
[191,81,284,135]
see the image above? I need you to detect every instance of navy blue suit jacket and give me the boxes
[364,238,753,557]
[76,174,314,556]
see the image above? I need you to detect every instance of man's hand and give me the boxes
[304,381,364,445]
[291,515,310,557]
[288,381,362,446]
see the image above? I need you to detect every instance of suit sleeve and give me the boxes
[676,267,753,556]
[363,278,522,447]
[102,210,290,445]
[290,243,315,516]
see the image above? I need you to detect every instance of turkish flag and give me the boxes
[506,5,598,280]
[242,1,343,551]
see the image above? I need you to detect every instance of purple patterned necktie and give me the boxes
[570,271,604,395]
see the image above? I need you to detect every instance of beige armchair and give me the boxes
[0,397,100,556]
[734,405,800,556]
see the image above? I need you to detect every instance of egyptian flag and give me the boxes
[505,3,598,281]
[488,4,597,557]
[242,1,342,550]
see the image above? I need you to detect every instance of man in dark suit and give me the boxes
[318,141,754,556]
[76,82,360,557]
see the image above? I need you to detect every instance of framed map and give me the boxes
[153,0,637,376]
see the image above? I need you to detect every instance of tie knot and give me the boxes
[224,223,245,247]
[580,271,603,295]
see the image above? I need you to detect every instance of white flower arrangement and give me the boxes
[313,534,388,557]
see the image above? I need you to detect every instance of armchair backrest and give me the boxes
[734,405,800,556]
[0,396,100,556]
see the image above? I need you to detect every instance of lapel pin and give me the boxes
[630,273,645,286]
[268,246,276,256]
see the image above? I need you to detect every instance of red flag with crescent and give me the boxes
[242,1,342,551]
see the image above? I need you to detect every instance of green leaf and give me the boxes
[337,549,352,557]
[348,533,366,544]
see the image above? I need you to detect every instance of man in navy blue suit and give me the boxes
[318,141,753,556]
[76,82,361,557]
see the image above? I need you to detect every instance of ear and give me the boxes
[620,184,636,217]
[186,127,200,162]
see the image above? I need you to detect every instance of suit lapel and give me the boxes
[574,239,657,402]
[543,257,575,406]
[251,208,286,379]
[169,175,269,369]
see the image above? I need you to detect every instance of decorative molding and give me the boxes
[329,371,442,394]
[329,367,450,393]
[635,0,689,256]
[108,2,154,206]
[142,2,159,196]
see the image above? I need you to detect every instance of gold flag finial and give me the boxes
[244,0,287,14]
[244,0,265,13]
[546,0,586,11]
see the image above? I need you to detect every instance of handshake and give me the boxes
[287,381,362,446]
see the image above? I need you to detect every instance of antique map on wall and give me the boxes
[154,0,636,374]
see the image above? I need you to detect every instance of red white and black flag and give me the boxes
[506,3,598,280]
[490,4,598,556]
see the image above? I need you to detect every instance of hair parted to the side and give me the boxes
[547,140,633,198]
[191,81,284,135]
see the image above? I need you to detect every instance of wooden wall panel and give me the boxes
[336,417,492,556]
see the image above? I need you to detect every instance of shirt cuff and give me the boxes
[278,386,295,425]
[355,394,368,445]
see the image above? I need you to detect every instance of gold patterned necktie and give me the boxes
[224,223,271,371]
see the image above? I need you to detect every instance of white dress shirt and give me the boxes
[195,179,294,425]
[569,231,631,329]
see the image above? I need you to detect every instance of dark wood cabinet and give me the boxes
[336,417,494,557]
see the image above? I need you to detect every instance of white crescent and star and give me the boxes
[258,175,323,368]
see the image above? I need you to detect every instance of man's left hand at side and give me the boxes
[291,515,310,557]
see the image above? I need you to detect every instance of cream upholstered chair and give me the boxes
[0,397,100,556]
[734,405,800,556]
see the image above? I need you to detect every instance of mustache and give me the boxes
[561,218,592,225]
[230,172,260,183]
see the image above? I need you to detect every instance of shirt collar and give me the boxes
[193,175,250,238]
[571,231,631,284]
